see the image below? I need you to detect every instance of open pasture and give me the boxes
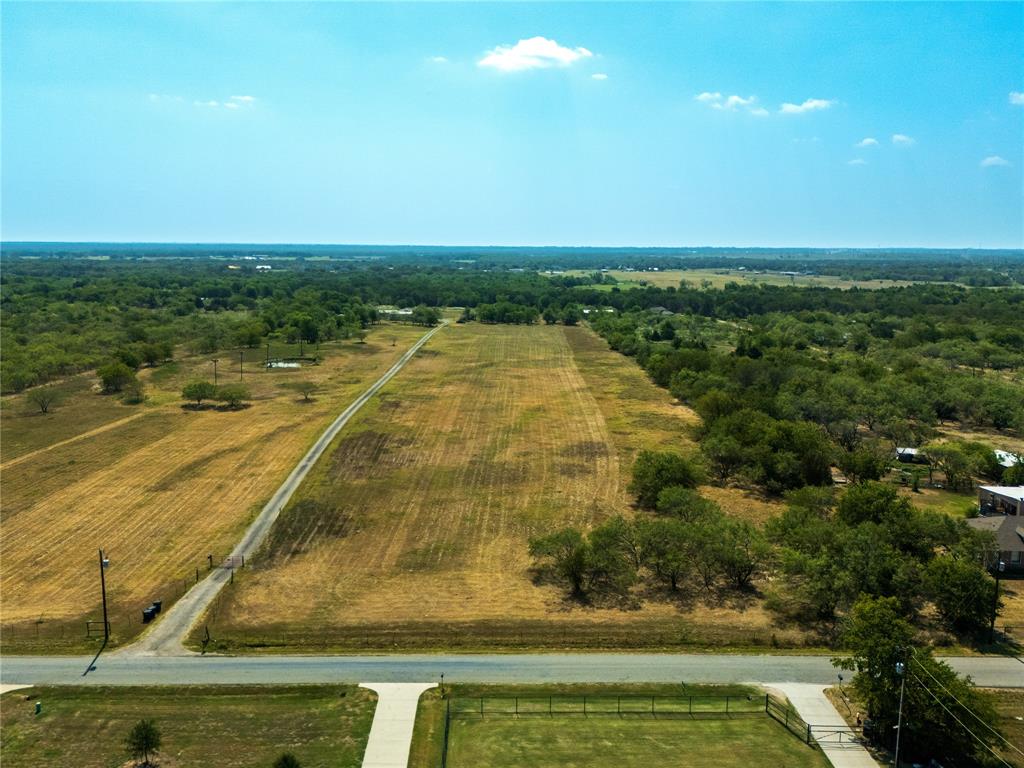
[0,325,428,651]
[204,324,807,651]
[0,685,376,768]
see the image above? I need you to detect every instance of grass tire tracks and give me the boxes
[0,410,150,471]
[122,322,448,656]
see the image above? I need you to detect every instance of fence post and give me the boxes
[726,695,730,715]
[515,697,518,716]
[765,694,769,713]
[689,696,692,715]
[480,697,483,717]
[651,695,655,715]
[806,723,812,745]
[549,695,552,716]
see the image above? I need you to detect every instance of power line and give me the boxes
[910,652,1023,757]
[907,671,1013,768]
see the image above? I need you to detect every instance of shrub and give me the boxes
[628,450,704,509]
[216,383,251,408]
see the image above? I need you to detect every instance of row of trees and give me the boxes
[181,381,252,408]
[532,452,1001,641]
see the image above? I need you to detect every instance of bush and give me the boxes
[26,386,62,413]
[182,380,217,406]
[122,379,146,405]
[274,755,301,768]
[216,383,251,408]
[628,450,704,509]
[125,719,161,765]
[98,361,136,393]
[655,486,718,522]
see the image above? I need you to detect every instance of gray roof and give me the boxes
[967,514,1024,552]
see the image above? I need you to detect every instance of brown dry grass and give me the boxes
[0,325,428,649]
[205,324,807,651]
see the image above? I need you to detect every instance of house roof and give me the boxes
[995,449,1021,468]
[979,486,1024,503]
[967,514,1024,553]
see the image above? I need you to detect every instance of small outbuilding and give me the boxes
[895,447,929,465]
[978,486,1024,517]
[966,514,1024,573]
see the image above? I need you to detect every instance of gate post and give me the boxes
[806,723,812,744]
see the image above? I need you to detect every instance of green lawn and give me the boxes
[0,685,376,768]
[447,715,828,768]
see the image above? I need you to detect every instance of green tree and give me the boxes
[98,361,136,393]
[273,754,301,768]
[714,519,770,589]
[835,595,1002,765]
[215,383,251,408]
[529,528,591,596]
[628,450,704,509]
[1004,461,1024,485]
[560,304,583,326]
[286,380,319,402]
[700,435,745,481]
[922,442,976,491]
[639,518,693,591]
[125,719,161,766]
[924,556,997,635]
[122,379,146,405]
[837,448,889,484]
[182,380,217,406]
[26,386,62,414]
[655,486,718,523]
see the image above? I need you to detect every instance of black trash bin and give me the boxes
[142,606,156,624]
[151,600,162,614]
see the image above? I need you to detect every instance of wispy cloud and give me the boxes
[428,56,448,64]
[779,98,835,115]
[695,91,765,115]
[892,133,915,147]
[478,36,592,72]
[1010,91,1024,106]
[192,95,256,110]
[855,137,878,148]
[847,158,867,166]
[981,155,1010,167]
[591,73,608,81]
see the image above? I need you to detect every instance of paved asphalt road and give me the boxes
[2,653,1021,687]
[129,322,448,656]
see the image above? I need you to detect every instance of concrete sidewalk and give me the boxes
[771,683,879,768]
[359,682,436,768]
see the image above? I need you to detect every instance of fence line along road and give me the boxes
[3,653,1021,688]
[124,322,448,657]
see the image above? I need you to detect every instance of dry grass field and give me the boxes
[203,323,808,651]
[0,324,429,651]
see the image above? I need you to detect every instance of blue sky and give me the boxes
[2,2,1022,247]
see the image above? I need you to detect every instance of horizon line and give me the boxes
[3,240,1023,253]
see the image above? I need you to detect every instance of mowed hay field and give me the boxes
[0,324,429,651]
[205,323,799,651]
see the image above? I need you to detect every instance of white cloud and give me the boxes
[714,94,756,111]
[224,102,240,109]
[695,91,765,115]
[779,98,835,115]
[428,56,448,64]
[478,36,592,72]
[856,137,878,148]
[981,155,1010,167]
[229,95,256,104]
[847,158,867,166]
[194,100,220,108]
[591,73,608,81]
[892,133,916,147]
[1010,91,1024,106]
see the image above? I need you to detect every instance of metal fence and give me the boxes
[439,693,823,767]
